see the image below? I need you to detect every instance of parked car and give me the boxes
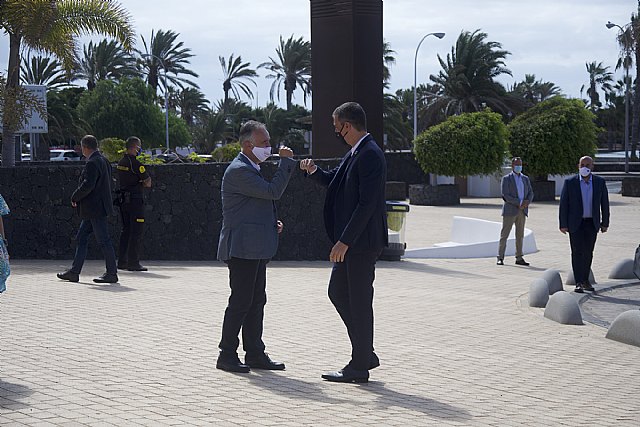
[155,152,185,163]
[50,149,82,161]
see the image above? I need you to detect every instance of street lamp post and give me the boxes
[413,32,445,141]
[606,21,630,174]
[142,53,170,153]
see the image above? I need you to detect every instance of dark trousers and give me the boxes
[328,250,379,371]
[118,198,145,266]
[569,219,599,284]
[71,217,117,275]
[219,258,268,357]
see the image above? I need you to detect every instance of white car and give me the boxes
[50,149,82,161]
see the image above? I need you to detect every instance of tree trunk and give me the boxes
[286,89,292,111]
[1,32,22,167]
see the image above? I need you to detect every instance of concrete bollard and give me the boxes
[542,269,563,294]
[608,259,636,280]
[529,279,550,308]
[605,310,640,348]
[566,269,597,286]
[544,291,583,325]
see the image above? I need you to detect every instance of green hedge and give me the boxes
[508,97,598,178]
[413,110,508,177]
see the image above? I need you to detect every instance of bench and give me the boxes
[404,216,538,259]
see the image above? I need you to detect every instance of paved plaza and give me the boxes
[1,192,639,426]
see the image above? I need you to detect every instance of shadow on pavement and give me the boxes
[116,272,173,279]
[360,381,472,421]
[0,380,34,411]
[587,294,640,307]
[246,371,349,405]
[382,260,491,279]
[87,283,136,292]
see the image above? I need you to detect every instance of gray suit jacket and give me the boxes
[501,172,534,216]
[217,153,295,261]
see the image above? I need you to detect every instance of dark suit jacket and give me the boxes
[559,174,610,233]
[308,134,388,253]
[71,151,114,219]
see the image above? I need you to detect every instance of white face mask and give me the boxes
[252,145,271,163]
[579,166,591,177]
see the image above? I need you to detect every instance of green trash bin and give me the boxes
[380,201,410,261]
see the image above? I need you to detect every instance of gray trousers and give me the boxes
[498,210,526,259]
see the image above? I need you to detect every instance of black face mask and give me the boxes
[334,122,349,143]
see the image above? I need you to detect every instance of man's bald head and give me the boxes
[579,156,594,169]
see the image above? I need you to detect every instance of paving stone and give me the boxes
[1,193,639,425]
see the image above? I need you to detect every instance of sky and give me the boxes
[0,0,635,109]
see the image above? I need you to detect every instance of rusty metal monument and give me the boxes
[310,0,384,157]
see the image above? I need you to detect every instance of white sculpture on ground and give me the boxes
[404,216,537,259]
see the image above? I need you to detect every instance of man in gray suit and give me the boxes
[497,157,534,266]
[216,120,295,373]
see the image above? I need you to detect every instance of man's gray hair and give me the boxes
[239,120,267,144]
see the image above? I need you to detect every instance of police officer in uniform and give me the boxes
[116,136,151,271]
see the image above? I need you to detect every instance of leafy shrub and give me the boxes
[186,152,207,163]
[508,97,598,178]
[99,137,126,162]
[413,110,508,177]
[212,142,241,162]
[138,152,164,165]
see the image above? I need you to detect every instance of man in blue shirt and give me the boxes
[559,156,610,293]
[497,157,534,266]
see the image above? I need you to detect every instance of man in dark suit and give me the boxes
[300,102,387,383]
[497,157,534,266]
[57,135,118,284]
[559,156,610,293]
[216,120,295,373]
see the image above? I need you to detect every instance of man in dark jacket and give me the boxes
[57,135,118,284]
[559,155,610,293]
[300,102,387,383]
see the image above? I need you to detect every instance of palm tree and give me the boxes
[419,29,520,129]
[611,3,640,158]
[383,93,412,150]
[383,39,396,90]
[219,54,258,107]
[259,35,311,110]
[20,55,70,88]
[137,29,199,95]
[581,61,613,111]
[191,109,227,154]
[510,74,562,107]
[1,0,134,167]
[175,87,209,126]
[74,38,137,90]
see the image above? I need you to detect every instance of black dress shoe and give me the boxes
[322,365,369,383]
[574,283,584,293]
[57,270,79,282]
[127,265,148,272]
[245,353,285,370]
[496,258,504,265]
[369,352,380,370]
[93,273,118,283]
[217,356,250,373]
[515,258,530,266]
[582,282,595,292]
